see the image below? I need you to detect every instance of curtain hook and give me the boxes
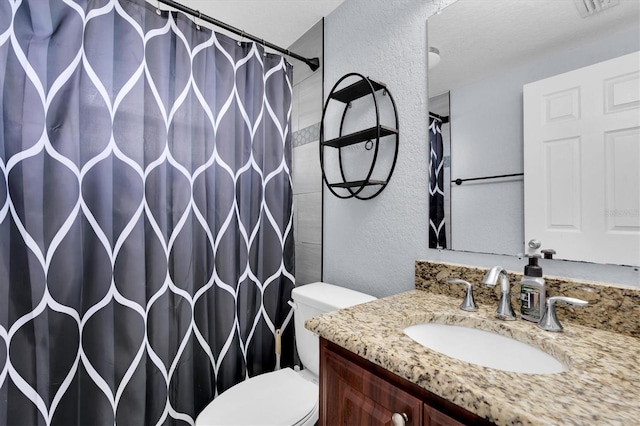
[156,0,161,15]
[237,30,245,46]
[262,39,267,57]
[195,11,201,31]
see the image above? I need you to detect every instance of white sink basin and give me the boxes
[404,323,567,374]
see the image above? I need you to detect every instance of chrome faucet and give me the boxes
[482,266,517,320]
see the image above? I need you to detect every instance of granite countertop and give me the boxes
[305,290,640,425]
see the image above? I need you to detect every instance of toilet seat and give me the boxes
[195,368,318,426]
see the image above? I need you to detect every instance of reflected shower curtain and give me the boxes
[429,118,446,248]
[0,0,295,424]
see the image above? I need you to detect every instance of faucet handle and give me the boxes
[538,296,588,332]
[445,279,478,312]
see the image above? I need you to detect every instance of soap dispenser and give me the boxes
[520,255,545,322]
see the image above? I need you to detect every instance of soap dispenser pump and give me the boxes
[520,255,546,322]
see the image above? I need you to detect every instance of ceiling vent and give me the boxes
[573,0,620,17]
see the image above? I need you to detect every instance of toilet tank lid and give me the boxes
[291,282,377,312]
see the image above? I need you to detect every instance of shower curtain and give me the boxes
[429,118,447,248]
[0,0,295,424]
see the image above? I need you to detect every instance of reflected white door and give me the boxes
[523,51,640,266]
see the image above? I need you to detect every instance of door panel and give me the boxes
[524,51,640,266]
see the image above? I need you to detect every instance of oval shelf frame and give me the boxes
[319,73,399,200]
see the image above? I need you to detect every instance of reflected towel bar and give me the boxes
[452,173,523,185]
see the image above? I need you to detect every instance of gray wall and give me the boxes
[322,0,639,295]
[323,0,437,297]
[289,21,323,285]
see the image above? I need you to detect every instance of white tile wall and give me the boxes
[292,141,322,195]
[296,192,322,245]
[289,21,323,86]
[290,19,323,285]
[295,242,322,284]
[297,71,323,129]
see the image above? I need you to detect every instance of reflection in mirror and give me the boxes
[428,93,450,249]
[427,0,640,263]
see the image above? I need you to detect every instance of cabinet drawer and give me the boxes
[320,338,494,426]
[321,346,422,426]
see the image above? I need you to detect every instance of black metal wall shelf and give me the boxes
[322,125,398,149]
[319,73,399,200]
[330,79,387,103]
[329,180,386,189]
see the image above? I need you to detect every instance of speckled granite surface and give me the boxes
[416,260,640,337]
[306,290,640,425]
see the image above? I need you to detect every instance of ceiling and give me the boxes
[153,0,345,48]
[428,0,640,96]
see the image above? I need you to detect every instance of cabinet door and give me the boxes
[321,345,422,426]
[424,404,465,426]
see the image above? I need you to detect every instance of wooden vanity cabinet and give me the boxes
[319,338,493,426]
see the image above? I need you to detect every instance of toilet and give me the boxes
[195,282,376,426]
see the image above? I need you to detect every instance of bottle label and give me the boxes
[520,284,541,320]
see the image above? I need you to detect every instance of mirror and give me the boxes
[427,0,640,263]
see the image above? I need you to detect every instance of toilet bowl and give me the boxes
[195,368,318,426]
[195,282,376,426]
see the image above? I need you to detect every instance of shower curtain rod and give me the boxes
[429,112,449,123]
[156,0,320,71]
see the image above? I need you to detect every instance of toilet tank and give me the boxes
[290,282,376,377]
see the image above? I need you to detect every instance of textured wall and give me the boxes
[290,21,324,285]
[323,0,449,297]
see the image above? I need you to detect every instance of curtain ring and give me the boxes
[195,11,201,31]
[237,31,245,46]
[156,0,161,15]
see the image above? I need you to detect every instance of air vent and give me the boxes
[573,0,620,17]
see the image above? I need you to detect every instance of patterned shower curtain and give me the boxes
[0,0,295,424]
[429,118,446,248]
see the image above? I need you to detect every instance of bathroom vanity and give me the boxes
[320,338,489,425]
[306,262,640,425]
